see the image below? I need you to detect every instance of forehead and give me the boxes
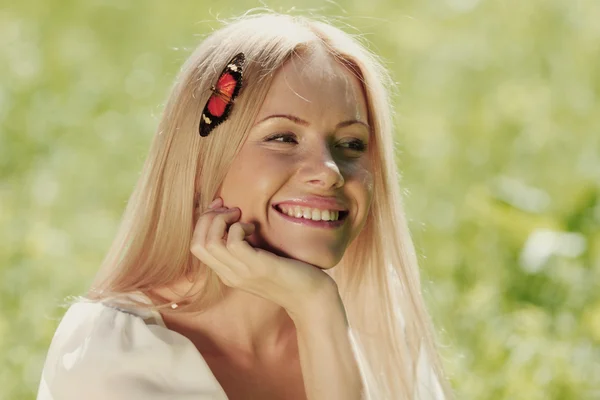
[255,51,368,125]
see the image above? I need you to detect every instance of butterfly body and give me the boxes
[199,53,246,137]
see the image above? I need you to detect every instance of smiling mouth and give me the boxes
[273,205,348,220]
[272,205,349,228]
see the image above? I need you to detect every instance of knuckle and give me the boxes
[199,210,215,219]
[216,213,232,223]
[190,242,204,256]
[211,212,224,222]
[202,210,223,221]
[223,275,240,287]
[205,240,220,252]
[227,240,243,253]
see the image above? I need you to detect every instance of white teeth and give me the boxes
[303,208,312,219]
[277,205,342,221]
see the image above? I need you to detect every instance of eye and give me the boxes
[266,133,368,153]
[266,132,298,144]
[341,139,368,152]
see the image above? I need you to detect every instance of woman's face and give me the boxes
[218,52,373,269]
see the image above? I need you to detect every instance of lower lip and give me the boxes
[273,207,347,229]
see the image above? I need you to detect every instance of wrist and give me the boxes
[288,283,347,326]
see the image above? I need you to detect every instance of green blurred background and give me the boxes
[1,0,599,399]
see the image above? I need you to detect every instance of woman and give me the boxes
[37,12,452,400]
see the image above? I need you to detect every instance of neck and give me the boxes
[151,279,298,365]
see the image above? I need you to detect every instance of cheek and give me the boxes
[348,165,374,222]
[349,168,374,241]
[345,161,374,195]
[222,150,291,199]
[243,150,292,179]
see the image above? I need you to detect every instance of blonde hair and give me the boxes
[87,12,452,399]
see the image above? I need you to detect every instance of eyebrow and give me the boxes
[254,114,371,131]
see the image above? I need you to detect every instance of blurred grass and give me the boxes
[1,0,599,399]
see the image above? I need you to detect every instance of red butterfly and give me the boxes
[199,52,245,137]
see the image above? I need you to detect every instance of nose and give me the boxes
[300,145,345,190]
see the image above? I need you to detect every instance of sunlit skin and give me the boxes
[156,50,374,368]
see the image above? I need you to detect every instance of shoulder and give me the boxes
[37,295,227,400]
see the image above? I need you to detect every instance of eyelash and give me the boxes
[266,133,368,153]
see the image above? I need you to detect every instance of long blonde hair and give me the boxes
[87,12,452,399]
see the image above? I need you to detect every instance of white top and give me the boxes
[36,292,229,400]
[37,292,444,400]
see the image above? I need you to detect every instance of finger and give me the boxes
[204,210,257,286]
[208,197,223,209]
[195,197,222,214]
[191,207,230,263]
[208,220,259,285]
[222,222,260,269]
[226,222,255,250]
[191,206,236,255]
[225,221,259,256]
[190,210,239,287]
[201,206,228,216]
[192,208,223,247]
[205,208,240,250]
[193,206,230,240]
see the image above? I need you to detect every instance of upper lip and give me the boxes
[273,196,349,212]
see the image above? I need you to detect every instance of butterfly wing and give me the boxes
[199,53,245,137]
[207,73,237,116]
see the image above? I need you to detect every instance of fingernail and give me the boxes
[208,198,222,209]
